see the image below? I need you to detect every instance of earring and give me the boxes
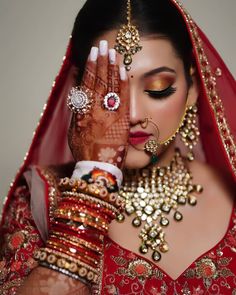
[179,104,199,161]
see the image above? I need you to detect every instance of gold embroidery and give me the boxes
[37,167,61,223]
[0,278,23,294]
[196,258,218,279]
[172,0,236,176]
[127,259,152,279]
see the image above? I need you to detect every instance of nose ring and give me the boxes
[140,118,149,129]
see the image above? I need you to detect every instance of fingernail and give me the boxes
[99,40,108,56]
[90,47,98,62]
[109,49,116,64]
[119,66,127,81]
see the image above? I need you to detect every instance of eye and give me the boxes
[144,86,177,99]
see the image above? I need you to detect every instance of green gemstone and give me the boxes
[151,155,158,164]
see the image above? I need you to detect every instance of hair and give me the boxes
[71,0,193,84]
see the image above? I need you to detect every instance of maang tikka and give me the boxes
[115,0,142,71]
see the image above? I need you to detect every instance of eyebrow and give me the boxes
[143,66,176,78]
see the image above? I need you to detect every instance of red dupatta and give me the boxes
[1,0,236,225]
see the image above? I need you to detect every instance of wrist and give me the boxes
[35,171,124,285]
[71,161,123,188]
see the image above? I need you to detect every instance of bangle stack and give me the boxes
[34,168,124,285]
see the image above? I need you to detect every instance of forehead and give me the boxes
[94,30,183,75]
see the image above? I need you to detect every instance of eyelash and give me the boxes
[144,86,177,99]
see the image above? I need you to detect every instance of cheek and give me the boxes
[145,86,188,142]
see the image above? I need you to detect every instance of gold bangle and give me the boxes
[54,211,109,232]
[55,207,109,227]
[51,231,103,253]
[34,248,99,284]
[61,191,122,212]
[46,240,99,266]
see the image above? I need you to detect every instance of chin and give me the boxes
[124,146,151,169]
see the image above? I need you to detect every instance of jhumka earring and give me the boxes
[114,0,142,71]
[118,107,202,262]
[179,104,200,161]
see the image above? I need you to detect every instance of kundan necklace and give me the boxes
[117,148,203,262]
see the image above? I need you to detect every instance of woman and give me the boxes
[1,0,236,294]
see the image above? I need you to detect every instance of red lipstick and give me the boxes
[129,131,151,145]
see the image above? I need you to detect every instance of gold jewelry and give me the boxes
[141,118,160,164]
[140,118,148,129]
[114,0,142,71]
[34,248,99,283]
[179,104,200,161]
[118,148,203,262]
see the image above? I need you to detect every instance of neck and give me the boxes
[148,142,177,169]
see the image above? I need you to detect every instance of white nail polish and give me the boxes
[99,40,108,56]
[109,49,116,64]
[119,66,127,81]
[90,47,98,62]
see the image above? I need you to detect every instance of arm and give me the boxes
[17,41,129,294]
[17,267,90,295]
[0,184,43,294]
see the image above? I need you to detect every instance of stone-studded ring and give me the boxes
[67,86,93,114]
[103,92,120,111]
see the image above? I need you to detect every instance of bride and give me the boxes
[1,0,236,294]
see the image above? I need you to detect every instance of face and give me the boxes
[96,31,198,169]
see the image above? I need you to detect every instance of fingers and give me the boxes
[108,49,120,94]
[94,40,109,97]
[119,66,129,113]
[81,47,98,90]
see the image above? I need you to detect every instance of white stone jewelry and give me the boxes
[67,87,92,114]
[103,92,120,111]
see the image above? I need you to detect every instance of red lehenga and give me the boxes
[1,1,236,294]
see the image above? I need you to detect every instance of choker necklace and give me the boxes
[117,148,203,262]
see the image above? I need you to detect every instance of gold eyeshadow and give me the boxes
[145,76,175,91]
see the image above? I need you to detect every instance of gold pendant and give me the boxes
[117,149,203,262]
[114,0,142,71]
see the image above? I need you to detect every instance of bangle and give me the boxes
[54,210,109,232]
[34,248,99,284]
[61,191,123,211]
[59,168,119,193]
[50,231,102,253]
[46,239,99,267]
[35,170,123,286]
[59,198,118,220]
[51,221,103,245]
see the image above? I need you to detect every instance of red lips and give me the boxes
[129,131,151,145]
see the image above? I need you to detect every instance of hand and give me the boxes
[68,40,130,169]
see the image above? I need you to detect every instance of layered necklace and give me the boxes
[117,148,203,262]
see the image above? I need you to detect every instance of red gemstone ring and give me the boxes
[103,92,120,111]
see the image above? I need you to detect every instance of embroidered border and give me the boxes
[172,0,236,176]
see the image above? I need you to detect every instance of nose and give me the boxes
[129,85,146,126]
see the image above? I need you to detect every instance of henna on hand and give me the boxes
[68,41,130,169]
[17,267,90,295]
